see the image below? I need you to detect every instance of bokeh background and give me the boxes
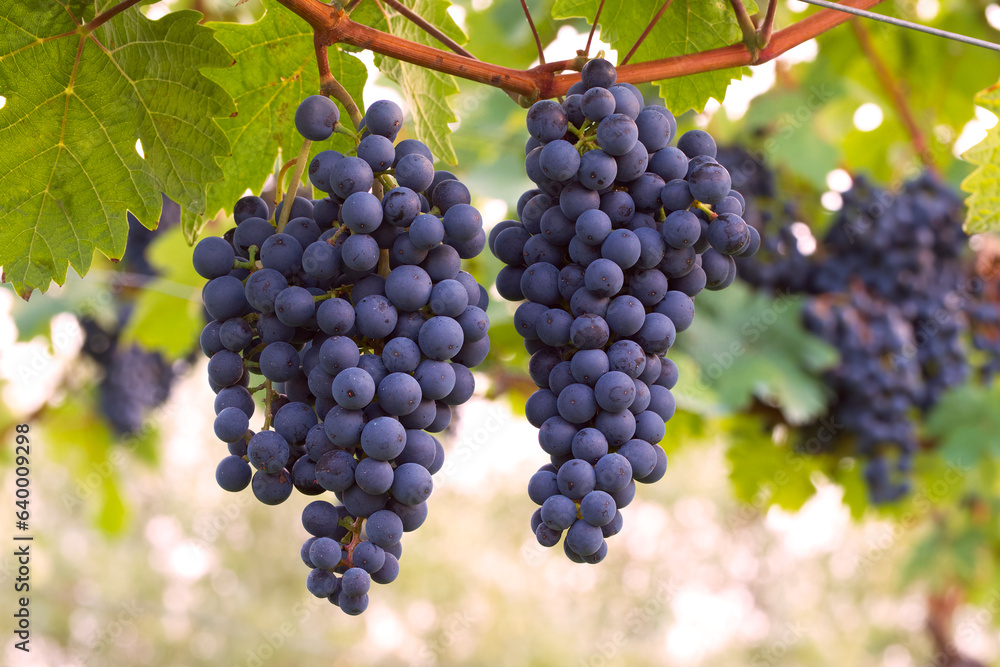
[3,1,1000,665]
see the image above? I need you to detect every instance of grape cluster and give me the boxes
[194,95,490,614]
[78,196,182,434]
[734,171,974,502]
[491,59,758,562]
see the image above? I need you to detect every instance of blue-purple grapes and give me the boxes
[197,96,491,614]
[498,58,753,562]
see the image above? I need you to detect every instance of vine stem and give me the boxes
[278,139,313,232]
[83,0,144,32]
[585,0,606,56]
[621,0,675,66]
[728,0,760,61]
[316,39,364,128]
[380,0,474,57]
[758,0,779,47]
[276,0,885,100]
[850,19,939,176]
[519,0,546,65]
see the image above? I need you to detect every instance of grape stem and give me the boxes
[278,139,314,232]
[343,516,365,567]
[263,380,275,430]
[377,249,391,279]
[316,40,365,129]
[277,0,885,100]
[692,201,718,220]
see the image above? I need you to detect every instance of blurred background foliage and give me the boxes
[3,0,1000,665]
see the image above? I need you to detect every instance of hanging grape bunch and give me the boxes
[490,59,758,563]
[192,95,491,615]
[733,173,972,503]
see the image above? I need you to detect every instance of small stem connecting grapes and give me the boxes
[692,201,718,219]
[263,379,275,430]
[377,173,397,191]
[278,140,314,232]
[343,516,365,567]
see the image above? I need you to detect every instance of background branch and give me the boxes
[620,0,674,66]
[585,0,606,56]
[850,19,938,175]
[380,0,474,58]
[520,0,546,65]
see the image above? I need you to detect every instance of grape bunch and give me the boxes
[734,170,974,502]
[490,59,758,562]
[193,95,490,614]
[78,196,182,434]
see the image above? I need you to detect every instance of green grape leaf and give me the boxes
[726,417,821,512]
[0,2,235,298]
[352,0,466,164]
[120,225,203,359]
[961,82,1000,234]
[677,283,839,424]
[190,8,367,241]
[44,398,131,534]
[551,0,755,113]
[926,383,1000,467]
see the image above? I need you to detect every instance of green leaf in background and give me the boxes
[190,7,367,241]
[353,0,466,164]
[0,2,235,297]
[726,417,821,512]
[926,382,1000,468]
[120,226,204,359]
[45,398,131,535]
[678,284,839,425]
[961,81,1000,234]
[551,0,755,114]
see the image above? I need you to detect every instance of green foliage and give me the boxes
[191,8,367,241]
[926,382,1000,470]
[352,0,467,164]
[45,399,132,534]
[677,283,839,425]
[551,0,755,113]
[120,226,203,359]
[0,2,235,297]
[961,81,1000,233]
[726,417,822,512]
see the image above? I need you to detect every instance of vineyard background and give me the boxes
[3,0,1000,665]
